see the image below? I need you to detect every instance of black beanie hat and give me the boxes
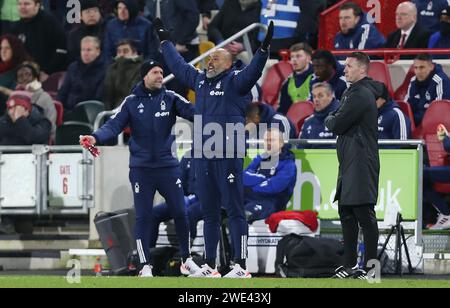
[140,60,163,79]
[80,0,100,12]
[375,82,390,101]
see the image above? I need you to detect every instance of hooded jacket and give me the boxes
[377,99,411,141]
[325,77,380,206]
[244,145,297,212]
[103,0,159,61]
[405,64,450,125]
[299,98,339,148]
[334,13,386,50]
[161,40,269,159]
[103,56,144,110]
[92,82,195,168]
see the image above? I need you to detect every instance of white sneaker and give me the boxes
[180,258,201,276]
[188,264,221,278]
[223,264,252,279]
[138,265,153,278]
[430,214,450,230]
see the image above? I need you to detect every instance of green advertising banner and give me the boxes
[247,149,420,220]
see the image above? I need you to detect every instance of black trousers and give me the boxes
[338,205,379,269]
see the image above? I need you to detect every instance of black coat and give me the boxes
[11,10,68,74]
[385,24,431,49]
[0,106,51,145]
[325,77,380,206]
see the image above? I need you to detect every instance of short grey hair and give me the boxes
[312,82,334,95]
[81,36,101,50]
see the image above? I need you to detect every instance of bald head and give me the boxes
[396,1,417,30]
[206,48,233,79]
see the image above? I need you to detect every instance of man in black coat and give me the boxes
[12,0,68,75]
[325,52,380,279]
[385,1,430,52]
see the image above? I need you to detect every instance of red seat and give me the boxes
[286,101,314,136]
[53,100,64,127]
[394,65,415,101]
[261,54,293,110]
[368,61,395,97]
[420,100,450,194]
[396,100,416,132]
[42,71,66,93]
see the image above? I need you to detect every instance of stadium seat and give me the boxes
[396,100,416,133]
[368,61,395,97]
[420,100,450,194]
[53,100,64,127]
[286,101,314,135]
[64,100,105,125]
[42,71,66,93]
[55,121,93,145]
[261,51,293,109]
[394,65,415,101]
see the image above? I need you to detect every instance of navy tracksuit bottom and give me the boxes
[195,159,248,266]
[129,167,190,265]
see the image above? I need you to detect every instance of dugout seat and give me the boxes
[368,61,395,98]
[420,100,450,194]
[396,100,416,133]
[55,121,93,145]
[63,100,105,126]
[286,101,314,136]
[394,65,415,101]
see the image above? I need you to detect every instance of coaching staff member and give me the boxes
[154,18,273,278]
[80,60,197,278]
[325,52,380,279]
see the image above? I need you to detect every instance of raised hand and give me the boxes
[261,21,274,52]
[154,18,171,42]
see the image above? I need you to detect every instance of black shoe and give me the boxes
[351,268,368,280]
[332,266,352,279]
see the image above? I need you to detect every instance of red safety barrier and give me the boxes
[331,49,450,64]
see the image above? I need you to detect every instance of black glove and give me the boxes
[154,18,171,42]
[261,21,274,51]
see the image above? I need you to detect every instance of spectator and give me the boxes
[11,0,68,76]
[103,39,143,110]
[277,43,314,115]
[426,124,450,230]
[243,128,297,223]
[334,2,386,50]
[197,0,218,30]
[298,0,328,49]
[310,50,348,101]
[67,0,106,63]
[1,0,20,34]
[375,81,411,141]
[58,36,107,111]
[428,6,450,59]
[208,0,261,63]
[246,102,297,141]
[299,82,339,148]
[385,2,430,50]
[103,0,159,62]
[0,90,51,145]
[259,0,301,56]
[146,0,200,97]
[12,62,56,138]
[405,53,450,126]
[0,34,30,114]
[413,0,450,33]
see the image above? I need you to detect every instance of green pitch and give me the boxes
[0,276,449,288]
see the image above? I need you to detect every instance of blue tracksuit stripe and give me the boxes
[405,65,450,125]
[392,108,408,140]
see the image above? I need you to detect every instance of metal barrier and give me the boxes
[0,145,94,215]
